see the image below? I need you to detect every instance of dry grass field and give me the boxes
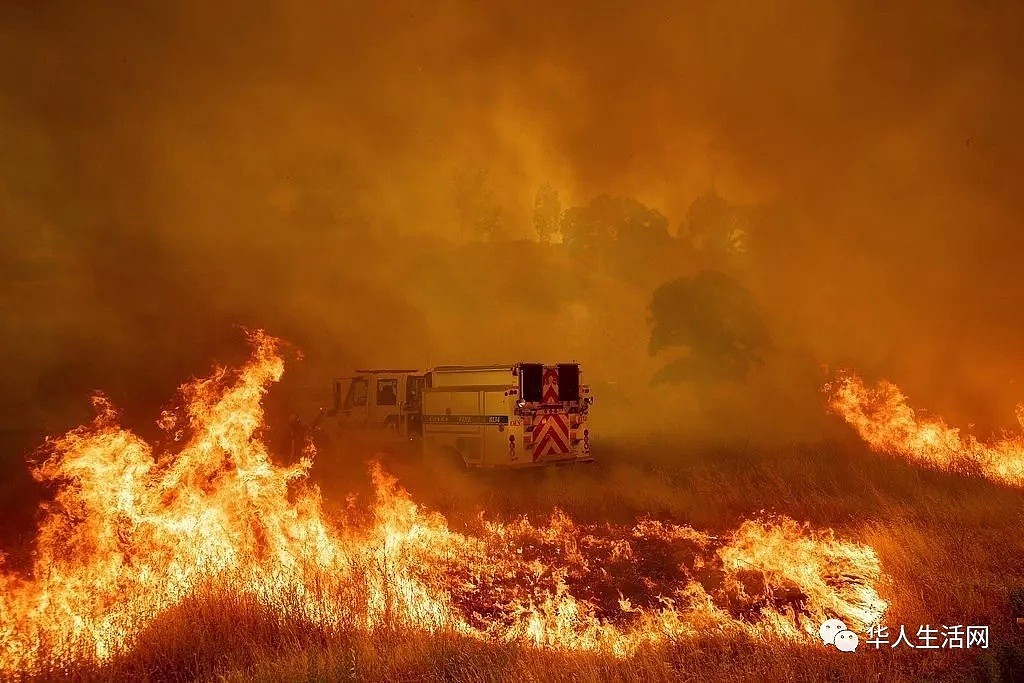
[4,431,1023,682]
[2,338,1023,683]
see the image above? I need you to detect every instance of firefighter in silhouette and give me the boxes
[284,413,306,461]
[283,409,327,461]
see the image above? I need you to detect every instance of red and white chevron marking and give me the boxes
[542,366,559,404]
[533,412,570,460]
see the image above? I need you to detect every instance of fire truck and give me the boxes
[330,363,594,468]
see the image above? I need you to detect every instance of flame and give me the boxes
[826,370,1024,488]
[1,333,887,674]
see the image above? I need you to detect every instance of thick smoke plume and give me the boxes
[3,1,1023,439]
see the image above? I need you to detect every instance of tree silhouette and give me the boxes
[561,195,671,253]
[679,189,751,269]
[649,270,769,384]
[453,168,506,241]
[533,183,561,244]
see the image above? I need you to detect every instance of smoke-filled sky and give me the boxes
[2,1,1024,436]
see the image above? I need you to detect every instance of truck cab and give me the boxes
[332,370,426,437]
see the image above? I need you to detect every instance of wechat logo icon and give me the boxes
[820,619,859,652]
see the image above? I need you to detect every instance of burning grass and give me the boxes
[825,370,1024,488]
[1,336,1023,681]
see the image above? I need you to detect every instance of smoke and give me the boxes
[2,1,1023,438]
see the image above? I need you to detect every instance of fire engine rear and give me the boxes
[331,362,594,468]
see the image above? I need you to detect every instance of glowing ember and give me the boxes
[826,370,1024,488]
[0,333,887,674]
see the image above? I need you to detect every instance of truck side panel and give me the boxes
[422,385,519,467]
[422,388,484,465]
[482,390,512,466]
[431,368,512,387]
